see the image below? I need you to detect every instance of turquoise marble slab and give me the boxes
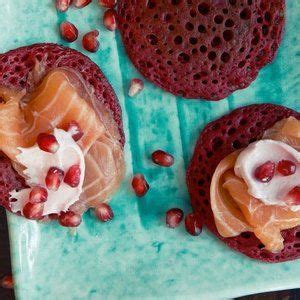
[0,1,299,299]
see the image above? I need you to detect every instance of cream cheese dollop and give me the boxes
[10,128,85,216]
[234,139,300,211]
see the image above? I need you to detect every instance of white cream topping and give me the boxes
[10,128,85,215]
[234,140,300,211]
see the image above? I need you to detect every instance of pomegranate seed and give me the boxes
[277,160,297,176]
[56,0,71,12]
[73,0,92,8]
[59,211,82,227]
[65,120,84,141]
[152,150,174,167]
[132,174,149,197]
[23,202,44,220]
[64,165,81,188]
[82,30,100,52]
[185,213,203,236]
[95,203,114,222]
[286,187,300,206]
[128,78,144,97]
[103,9,118,31]
[1,275,13,289]
[29,186,48,203]
[98,0,117,8]
[45,167,64,191]
[254,161,275,183]
[37,133,60,153]
[60,21,78,43]
[166,208,184,228]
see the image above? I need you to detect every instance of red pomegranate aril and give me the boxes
[277,160,297,176]
[286,187,300,206]
[56,0,72,12]
[128,78,144,97]
[29,186,48,204]
[254,161,275,183]
[73,0,92,8]
[45,167,64,191]
[60,21,78,43]
[1,275,13,289]
[82,30,100,52]
[59,211,82,227]
[23,202,44,220]
[103,9,118,31]
[185,213,203,236]
[166,208,184,228]
[95,203,114,222]
[98,0,117,8]
[64,165,81,188]
[37,133,60,153]
[65,120,84,141]
[132,173,149,197]
[152,150,174,167]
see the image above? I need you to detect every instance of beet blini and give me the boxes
[118,0,285,100]
[186,104,300,262]
[0,43,125,225]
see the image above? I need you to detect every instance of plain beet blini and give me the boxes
[0,43,125,215]
[118,0,285,100]
[186,104,300,262]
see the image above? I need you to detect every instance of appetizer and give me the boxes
[187,104,300,262]
[0,43,125,226]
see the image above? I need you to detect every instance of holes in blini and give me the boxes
[178,52,190,63]
[223,8,228,14]
[190,37,198,45]
[264,11,272,22]
[257,17,263,23]
[147,0,156,9]
[247,0,253,4]
[191,48,198,54]
[239,47,245,53]
[223,30,234,41]
[262,25,269,36]
[156,49,162,55]
[185,22,194,31]
[221,52,230,63]
[202,80,208,84]
[190,9,197,17]
[171,0,181,5]
[212,79,218,84]
[211,64,217,71]
[168,25,175,31]
[214,15,223,24]
[225,19,234,27]
[193,73,201,80]
[147,34,158,45]
[232,140,242,149]
[174,35,183,44]
[229,0,236,5]
[251,35,260,45]
[164,13,172,22]
[200,45,207,53]
[167,60,172,66]
[238,60,246,68]
[240,8,251,20]
[208,51,216,61]
[198,3,210,15]
[211,36,221,47]
[228,127,236,135]
[198,25,206,33]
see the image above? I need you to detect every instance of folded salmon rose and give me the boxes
[187,104,300,262]
[0,43,125,226]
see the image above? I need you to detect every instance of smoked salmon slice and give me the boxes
[0,69,125,209]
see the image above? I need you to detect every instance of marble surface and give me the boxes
[0,1,299,299]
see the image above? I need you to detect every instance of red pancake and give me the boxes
[186,104,300,262]
[0,43,124,212]
[118,0,285,100]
